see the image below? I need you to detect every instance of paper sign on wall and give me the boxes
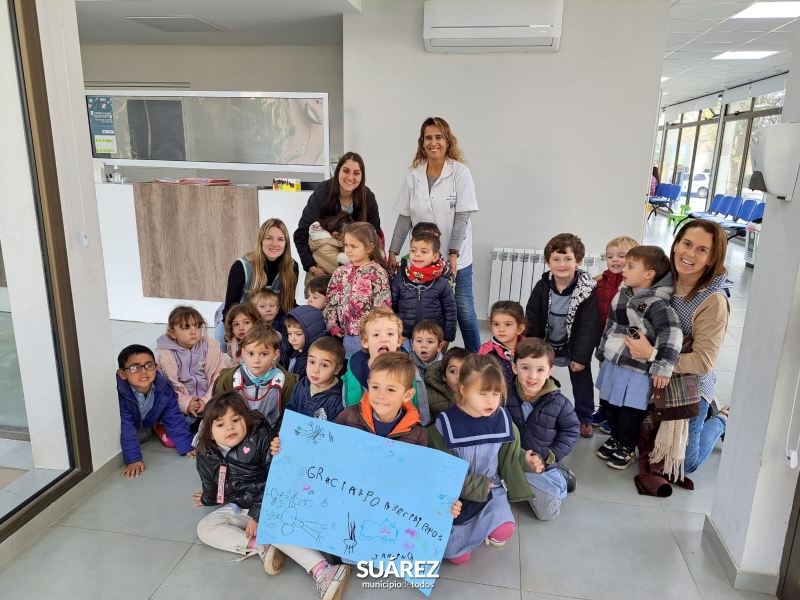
[87,96,116,154]
[257,410,468,595]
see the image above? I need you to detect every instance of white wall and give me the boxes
[343,0,670,318]
[80,44,345,156]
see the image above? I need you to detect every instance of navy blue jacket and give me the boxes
[117,372,194,464]
[284,377,344,422]
[505,377,580,469]
[390,260,457,341]
[279,305,329,378]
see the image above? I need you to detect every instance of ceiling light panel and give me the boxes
[712,50,780,59]
[125,16,228,33]
[732,2,800,19]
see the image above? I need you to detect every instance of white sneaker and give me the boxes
[485,537,506,547]
[315,563,350,600]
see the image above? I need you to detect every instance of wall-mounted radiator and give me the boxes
[487,248,605,318]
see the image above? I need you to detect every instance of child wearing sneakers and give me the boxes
[117,344,195,478]
[479,301,527,390]
[591,236,638,432]
[595,246,683,470]
[278,305,329,379]
[284,337,345,422]
[525,233,599,438]
[506,338,579,520]
[428,354,544,565]
[341,306,427,424]
[390,231,457,344]
[195,392,348,600]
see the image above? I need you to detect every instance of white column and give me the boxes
[705,28,800,594]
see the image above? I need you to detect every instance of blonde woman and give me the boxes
[215,218,298,351]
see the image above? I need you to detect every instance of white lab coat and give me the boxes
[393,159,479,269]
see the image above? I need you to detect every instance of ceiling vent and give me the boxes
[125,16,228,33]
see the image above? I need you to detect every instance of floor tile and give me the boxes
[657,447,721,514]
[0,525,190,600]
[519,498,702,600]
[726,326,744,342]
[522,594,587,600]
[58,446,211,543]
[665,510,777,600]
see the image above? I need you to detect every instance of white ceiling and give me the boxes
[75,0,362,45]
[663,0,797,106]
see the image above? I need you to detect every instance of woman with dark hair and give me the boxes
[625,220,732,478]
[651,166,660,196]
[389,117,481,352]
[294,152,381,278]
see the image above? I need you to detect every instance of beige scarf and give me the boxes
[650,419,690,481]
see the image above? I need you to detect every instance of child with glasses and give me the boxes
[116,344,195,479]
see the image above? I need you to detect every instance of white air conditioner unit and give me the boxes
[423,0,563,54]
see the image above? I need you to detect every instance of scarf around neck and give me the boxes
[240,363,277,386]
[405,258,445,284]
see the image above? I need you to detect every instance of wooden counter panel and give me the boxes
[134,183,258,302]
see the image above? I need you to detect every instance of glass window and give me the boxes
[685,122,718,211]
[726,99,753,115]
[662,128,680,186]
[754,89,785,112]
[742,113,782,200]
[715,118,750,197]
[653,129,663,175]
[658,111,665,127]
[682,111,699,124]
[674,127,697,194]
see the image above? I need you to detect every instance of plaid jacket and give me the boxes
[596,272,683,379]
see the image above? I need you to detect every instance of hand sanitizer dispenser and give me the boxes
[753,122,800,201]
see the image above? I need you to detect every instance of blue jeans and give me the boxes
[214,321,227,355]
[343,335,362,359]
[684,398,726,474]
[454,263,482,353]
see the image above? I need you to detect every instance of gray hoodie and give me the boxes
[156,334,209,398]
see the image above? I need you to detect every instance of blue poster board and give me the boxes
[257,410,468,594]
[86,96,116,154]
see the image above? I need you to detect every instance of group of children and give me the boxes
[115,223,687,600]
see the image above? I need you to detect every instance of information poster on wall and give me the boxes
[257,410,468,595]
[86,96,117,154]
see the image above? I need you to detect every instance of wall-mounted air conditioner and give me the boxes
[423,0,563,54]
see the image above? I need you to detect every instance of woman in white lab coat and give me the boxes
[388,117,481,352]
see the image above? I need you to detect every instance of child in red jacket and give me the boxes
[592,236,637,432]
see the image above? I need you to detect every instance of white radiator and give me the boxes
[487,248,605,317]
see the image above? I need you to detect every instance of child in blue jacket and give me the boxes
[117,344,195,478]
[284,337,345,422]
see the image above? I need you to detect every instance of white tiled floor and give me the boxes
[0,214,775,599]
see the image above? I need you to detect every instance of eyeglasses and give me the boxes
[122,362,157,373]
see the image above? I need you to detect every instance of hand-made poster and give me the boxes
[257,410,468,595]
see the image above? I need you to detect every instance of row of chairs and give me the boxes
[647,183,681,220]
[671,193,765,238]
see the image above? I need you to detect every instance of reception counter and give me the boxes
[96,183,310,324]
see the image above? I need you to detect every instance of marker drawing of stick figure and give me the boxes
[343,513,357,555]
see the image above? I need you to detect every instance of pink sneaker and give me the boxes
[153,423,175,448]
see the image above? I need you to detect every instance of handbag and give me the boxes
[651,372,701,421]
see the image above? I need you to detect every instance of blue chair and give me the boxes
[647,183,670,219]
[673,195,733,234]
[750,201,765,223]
[666,184,682,209]
[720,199,757,238]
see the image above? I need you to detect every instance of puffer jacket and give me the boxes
[390,259,457,341]
[424,360,457,420]
[596,272,683,378]
[278,305,329,378]
[525,269,599,367]
[335,394,427,447]
[595,269,625,341]
[505,377,580,469]
[196,418,274,521]
[284,377,344,422]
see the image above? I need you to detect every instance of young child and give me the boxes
[479,301,527,389]
[506,338,580,520]
[427,354,544,565]
[591,236,638,432]
[284,337,345,422]
[525,233,600,438]
[156,306,227,428]
[279,305,328,379]
[323,222,391,359]
[390,231,457,343]
[306,275,331,311]
[401,319,445,374]
[595,245,683,470]
[214,325,297,428]
[341,307,428,425]
[195,393,350,600]
[308,211,353,275]
[424,346,470,421]
[117,344,195,478]
[224,303,262,363]
[251,289,286,332]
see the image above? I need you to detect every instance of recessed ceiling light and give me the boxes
[661,76,670,82]
[662,92,670,95]
[712,50,780,60]
[731,2,800,19]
